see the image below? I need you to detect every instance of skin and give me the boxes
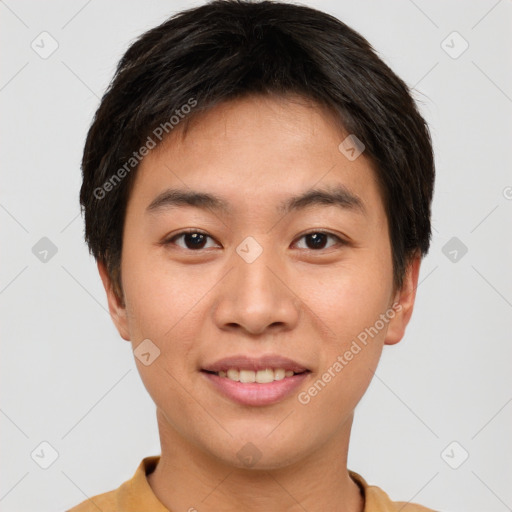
[98,94,421,512]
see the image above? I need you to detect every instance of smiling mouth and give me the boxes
[201,355,311,405]
[202,368,310,383]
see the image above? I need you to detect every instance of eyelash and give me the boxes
[163,229,346,251]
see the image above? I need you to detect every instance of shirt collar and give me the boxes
[117,456,168,511]
[118,456,400,511]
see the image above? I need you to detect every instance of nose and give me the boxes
[212,240,301,336]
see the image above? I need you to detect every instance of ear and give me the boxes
[384,252,422,346]
[97,260,130,341]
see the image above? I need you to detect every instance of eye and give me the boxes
[164,229,220,250]
[294,231,345,250]
[163,229,346,252]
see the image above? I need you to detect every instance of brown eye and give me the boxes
[295,231,343,250]
[165,230,219,250]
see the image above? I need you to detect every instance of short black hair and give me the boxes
[80,0,435,302]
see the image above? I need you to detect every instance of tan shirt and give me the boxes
[67,456,437,511]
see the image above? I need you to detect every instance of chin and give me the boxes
[204,431,311,471]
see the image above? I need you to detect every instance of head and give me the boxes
[80,0,434,469]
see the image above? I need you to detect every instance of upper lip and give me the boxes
[202,355,310,373]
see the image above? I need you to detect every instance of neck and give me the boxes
[147,408,364,512]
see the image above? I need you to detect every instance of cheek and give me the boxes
[121,245,200,339]
[121,246,216,385]
[303,252,394,340]
[297,268,390,421]
[121,251,205,416]
[296,248,394,402]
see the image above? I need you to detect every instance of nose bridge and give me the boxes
[235,243,278,305]
[212,235,300,334]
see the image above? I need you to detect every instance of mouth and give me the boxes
[202,367,308,383]
[201,355,311,406]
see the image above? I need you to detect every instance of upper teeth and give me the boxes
[217,368,296,383]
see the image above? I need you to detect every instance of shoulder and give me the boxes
[65,456,162,512]
[391,501,437,512]
[65,489,117,512]
[349,470,438,512]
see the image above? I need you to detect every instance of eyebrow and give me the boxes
[145,184,366,217]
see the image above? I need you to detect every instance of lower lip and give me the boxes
[202,371,310,406]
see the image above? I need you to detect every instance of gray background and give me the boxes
[1,1,511,511]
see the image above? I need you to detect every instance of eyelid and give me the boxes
[163,228,220,248]
[292,230,347,249]
[162,229,347,251]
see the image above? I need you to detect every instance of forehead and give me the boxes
[127,94,384,221]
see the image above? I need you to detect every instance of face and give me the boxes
[99,94,420,470]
